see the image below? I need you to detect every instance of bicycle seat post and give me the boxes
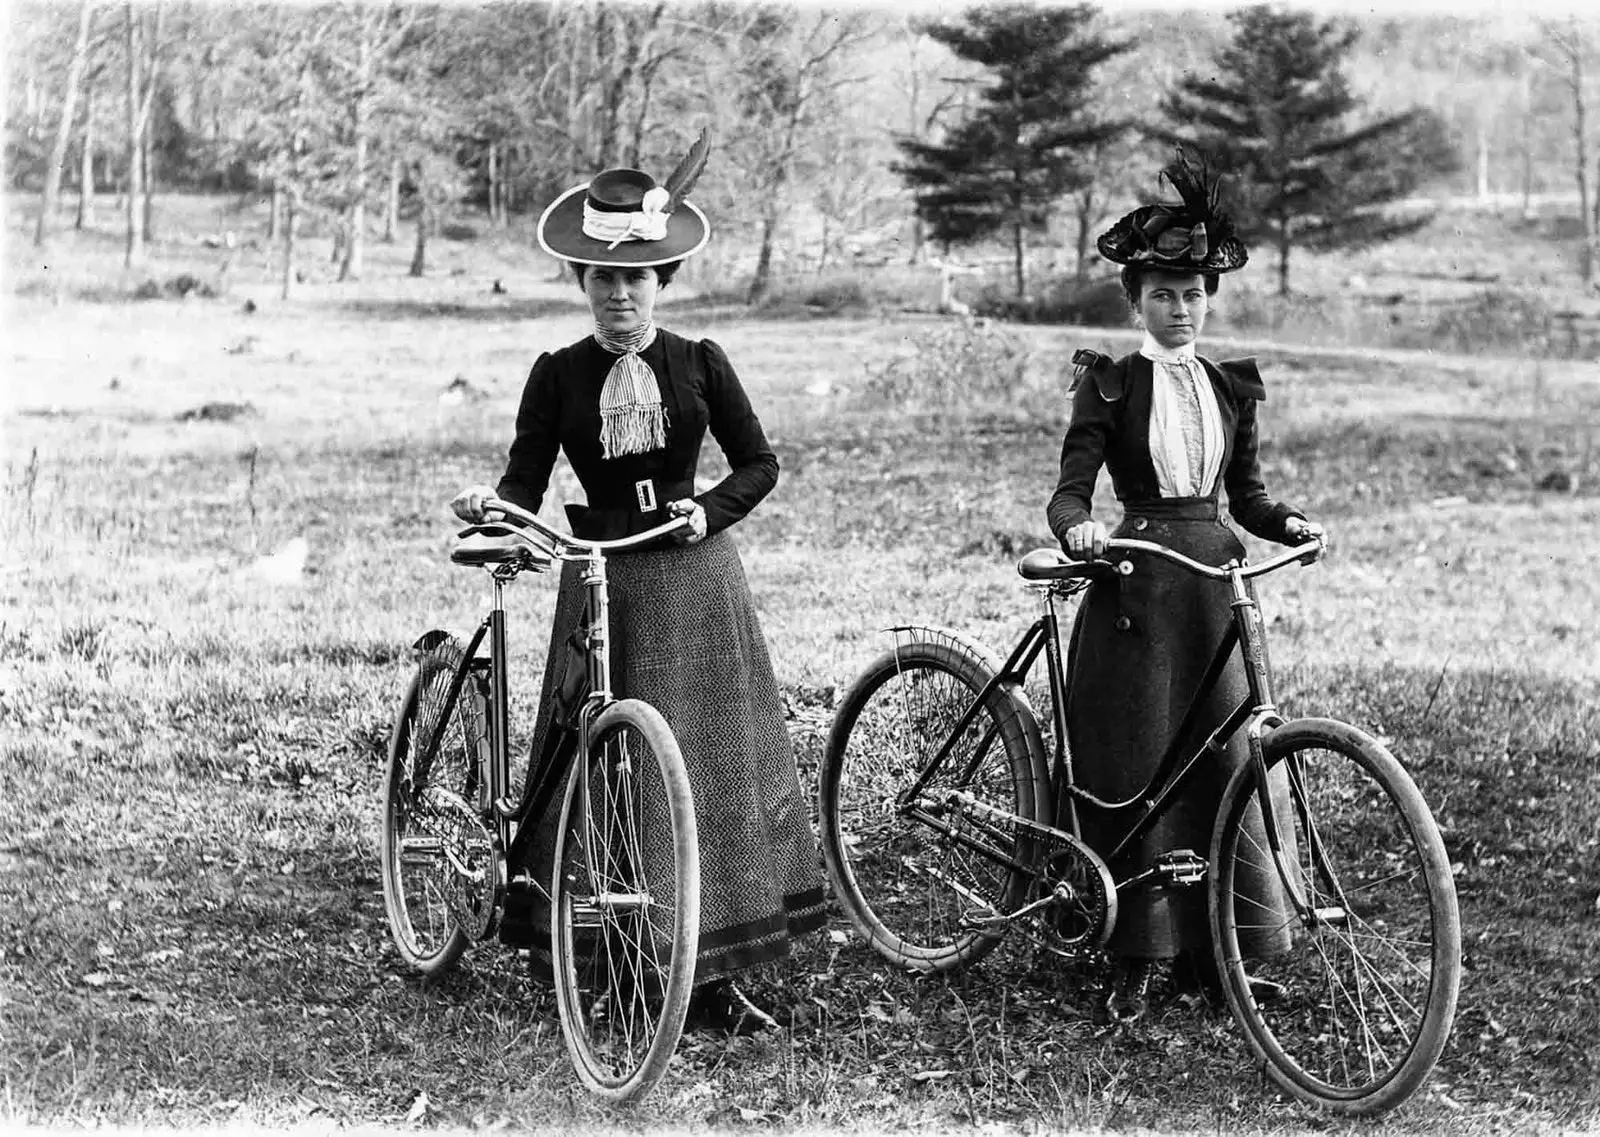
[484,564,514,813]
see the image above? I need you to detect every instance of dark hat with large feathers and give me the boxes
[1097,150,1248,275]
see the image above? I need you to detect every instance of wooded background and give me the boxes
[8,1,1600,303]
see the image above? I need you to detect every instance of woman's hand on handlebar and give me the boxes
[1283,516,1325,546]
[451,483,503,524]
[1062,520,1108,562]
[666,498,707,545]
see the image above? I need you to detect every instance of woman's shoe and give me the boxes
[1105,958,1157,1024]
[688,980,778,1036]
[1246,974,1288,1004]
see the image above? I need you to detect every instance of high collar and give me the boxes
[1138,333,1197,366]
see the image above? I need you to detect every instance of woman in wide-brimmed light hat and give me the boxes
[1047,151,1323,1025]
[452,130,825,1034]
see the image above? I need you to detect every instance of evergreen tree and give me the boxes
[1159,5,1458,296]
[895,3,1130,297]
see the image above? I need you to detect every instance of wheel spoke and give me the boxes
[381,645,482,978]
[553,702,696,1103]
[1214,723,1459,1114]
[820,640,1044,974]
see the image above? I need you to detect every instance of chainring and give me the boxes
[416,786,506,942]
[1021,823,1117,954]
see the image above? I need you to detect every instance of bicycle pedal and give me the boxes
[1154,849,1207,886]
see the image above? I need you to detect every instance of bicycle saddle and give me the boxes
[452,530,553,569]
[1017,547,1113,582]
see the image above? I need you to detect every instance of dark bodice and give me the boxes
[495,329,777,540]
[1046,351,1302,545]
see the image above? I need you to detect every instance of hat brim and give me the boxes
[1097,205,1248,274]
[537,183,710,267]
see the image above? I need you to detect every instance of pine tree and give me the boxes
[1159,5,1458,296]
[895,4,1130,297]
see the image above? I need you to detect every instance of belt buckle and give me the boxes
[634,478,657,512]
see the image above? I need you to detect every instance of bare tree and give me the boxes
[724,8,876,304]
[120,1,163,267]
[1540,20,1598,290]
[34,0,95,250]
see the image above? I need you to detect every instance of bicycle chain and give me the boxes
[414,785,506,942]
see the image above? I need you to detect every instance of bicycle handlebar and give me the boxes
[1100,534,1324,580]
[460,495,692,560]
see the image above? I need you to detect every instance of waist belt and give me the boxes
[1118,496,1222,523]
[566,476,693,543]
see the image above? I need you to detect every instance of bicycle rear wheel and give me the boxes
[380,636,494,976]
[551,699,699,1103]
[1210,718,1461,1115]
[819,634,1048,973]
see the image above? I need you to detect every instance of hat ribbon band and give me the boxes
[583,186,672,249]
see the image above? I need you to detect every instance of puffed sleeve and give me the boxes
[494,352,561,515]
[1046,369,1116,545]
[695,338,778,536]
[1218,359,1304,541]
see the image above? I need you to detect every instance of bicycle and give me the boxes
[379,496,700,1103]
[818,535,1461,1115]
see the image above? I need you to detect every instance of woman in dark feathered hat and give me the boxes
[1046,152,1323,1024]
[452,130,825,1034]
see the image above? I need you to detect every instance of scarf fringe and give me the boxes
[600,403,668,459]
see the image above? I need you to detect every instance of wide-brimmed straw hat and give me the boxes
[1097,150,1248,275]
[537,129,712,267]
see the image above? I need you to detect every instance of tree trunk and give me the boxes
[281,186,297,300]
[141,127,154,242]
[35,0,93,250]
[747,214,777,304]
[1075,201,1092,286]
[487,141,499,225]
[76,85,95,230]
[409,164,428,277]
[340,23,371,281]
[409,206,428,277]
[123,2,143,267]
[504,144,516,214]
[1277,224,1292,298]
[383,155,400,243]
[1576,66,1596,290]
[1012,214,1026,298]
[268,179,281,241]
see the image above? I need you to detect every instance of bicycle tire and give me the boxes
[551,698,699,1103]
[380,636,489,976]
[1210,717,1461,1115]
[819,633,1049,973]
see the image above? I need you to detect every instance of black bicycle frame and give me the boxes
[897,562,1306,909]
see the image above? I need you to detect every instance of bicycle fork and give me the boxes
[1228,568,1350,933]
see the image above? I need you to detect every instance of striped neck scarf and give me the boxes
[592,320,666,459]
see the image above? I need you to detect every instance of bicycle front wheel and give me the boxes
[1210,718,1461,1115]
[551,699,699,1104]
[380,637,491,977]
[819,634,1048,974]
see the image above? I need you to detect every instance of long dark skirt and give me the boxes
[515,530,826,984]
[1062,497,1294,962]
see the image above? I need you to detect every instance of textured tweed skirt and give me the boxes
[516,530,826,983]
[1062,497,1295,961]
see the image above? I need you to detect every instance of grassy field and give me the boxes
[3,196,1599,1135]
